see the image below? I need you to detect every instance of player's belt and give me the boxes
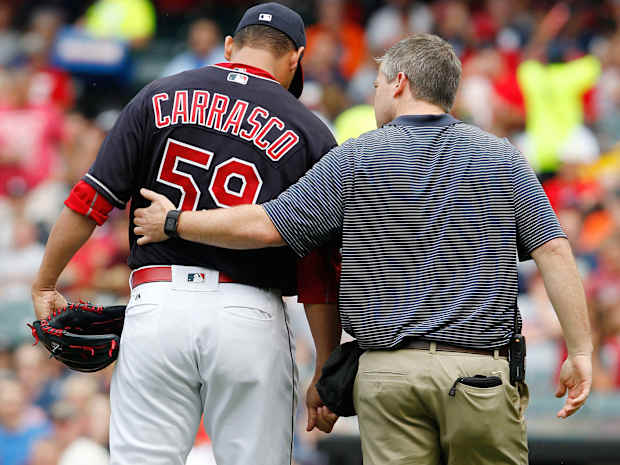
[400,339,509,357]
[130,265,236,289]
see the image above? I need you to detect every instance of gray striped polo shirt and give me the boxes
[263,113,565,350]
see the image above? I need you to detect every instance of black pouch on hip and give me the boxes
[315,340,365,417]
[509,333,526,385]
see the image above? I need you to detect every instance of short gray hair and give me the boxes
[378,34,461,112]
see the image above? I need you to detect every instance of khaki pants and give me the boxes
[353,344,529,465]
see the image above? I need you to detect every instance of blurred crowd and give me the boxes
[1,0,620,464]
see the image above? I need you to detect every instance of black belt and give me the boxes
[400,339,509,357]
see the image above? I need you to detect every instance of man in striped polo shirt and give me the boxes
[135,34,593,465]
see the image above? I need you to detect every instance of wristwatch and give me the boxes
[164,210,182,239]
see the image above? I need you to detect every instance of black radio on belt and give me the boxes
[508,333,526,385]
[508,300,526,385]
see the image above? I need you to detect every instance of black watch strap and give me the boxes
[164,210,182,239]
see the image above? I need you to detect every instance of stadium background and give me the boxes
[0,0,619,464]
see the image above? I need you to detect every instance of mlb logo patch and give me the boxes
[258,13,272,22]
[227,72,248,85]
[187,273,205,283]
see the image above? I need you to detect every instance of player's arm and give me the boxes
[297,247,341,432]
[32,180,116,319]
[304,303,341,433]
[32,208,97,320]
[32,87,147,320]
[298,248,341,382]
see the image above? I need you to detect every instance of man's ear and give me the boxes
[393,71,408,98]
[290,46,305,71]
[224,36,234,61]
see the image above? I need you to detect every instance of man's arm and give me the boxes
[531,237,593,418]
[135,142,345,255]
[31,208,97,319]
[133,188,284,248]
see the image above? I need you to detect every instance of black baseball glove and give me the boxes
[28,301,126,373]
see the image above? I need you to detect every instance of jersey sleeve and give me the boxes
[263,144,345,257]
[297,245,340,304]
[512,149,567,261]
[82,87,150,209]
[64,180,114,225]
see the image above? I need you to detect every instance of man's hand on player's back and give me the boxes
[134,188,175,245]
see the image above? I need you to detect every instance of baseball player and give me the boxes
[30,4,338,465]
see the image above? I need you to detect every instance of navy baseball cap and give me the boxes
[234,2,306,99]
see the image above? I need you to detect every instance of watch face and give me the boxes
[165,215,177,236]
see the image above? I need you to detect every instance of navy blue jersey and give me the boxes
[83,63,337,293]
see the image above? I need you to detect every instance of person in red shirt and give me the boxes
[0,69,63,196]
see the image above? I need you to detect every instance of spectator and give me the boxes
[305,0,367,80]
[519,271,563,390]
[59,374,100,412]
[0,69,64,197]
[28,438,62,465]
[161,18,225,77]
[346,55,378,104]
[434,0,474,57]
[14,345,54,408]
[596,32,620,150]
[84,394,111,449]
[0,176,30,264]
[543,155,603,215]
[23,112,95,235]
[49,401,109,465]
[303,30,347,88]
[472,0,515,44]
[587,233,620,391]
[365,0,434,54]
[0,216,45,300]
[0,1,20,66]
[333,104,376,144]
[0,377,51,465]
[517,4,602,174]
[20,7,75,110]
[580,186,620,253]
[83,0,156,48]
[456,46,508,132]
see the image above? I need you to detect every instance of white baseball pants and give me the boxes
[109,266,298,465]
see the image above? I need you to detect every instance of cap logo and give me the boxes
[258,13,272,22]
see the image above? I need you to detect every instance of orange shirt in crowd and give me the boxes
[305,22,367,80]
[580,210,616,253]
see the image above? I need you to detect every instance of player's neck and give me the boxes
[228,48,284,86]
